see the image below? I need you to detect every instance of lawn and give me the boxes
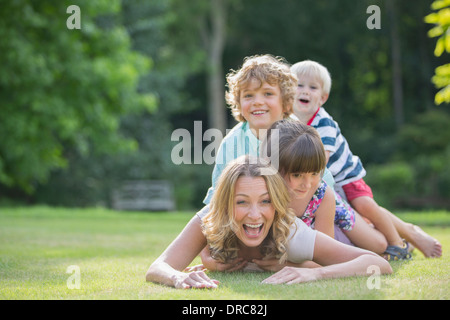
[0,206,448,300]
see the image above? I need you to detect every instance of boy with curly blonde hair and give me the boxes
[203,54,301,204]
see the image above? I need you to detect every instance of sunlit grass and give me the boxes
[0,206,448,300]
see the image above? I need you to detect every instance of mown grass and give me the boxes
[0,206,448,300]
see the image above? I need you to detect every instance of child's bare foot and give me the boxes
[408,225,442,258]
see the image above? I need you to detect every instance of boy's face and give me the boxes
[294,74,328,117]
[239,79,284,136]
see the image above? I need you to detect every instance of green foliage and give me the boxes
[397,109,450,158]
[2,0,448,210]
[432,63,450,104]
[425,0,450,104]
[365,162,414,207]
[31,0,213,210]
[366,110,450,208]
[0,0,155,193]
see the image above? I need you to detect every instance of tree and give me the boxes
[425,0,450,105]
[34,0,218,209]
[203,0,228,134]
[0,0,155,194]
[387,0,404,127]
[166,0,229,133]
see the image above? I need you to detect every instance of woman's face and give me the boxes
[233,176,275,248]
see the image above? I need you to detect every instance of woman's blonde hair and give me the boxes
[202,156,296,264]
[226,54,298,122]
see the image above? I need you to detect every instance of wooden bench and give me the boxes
[112,180,175,211]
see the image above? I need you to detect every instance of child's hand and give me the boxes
[251,258,285,272]
[171,270,219,289]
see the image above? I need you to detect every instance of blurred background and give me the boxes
[0,0,449,211]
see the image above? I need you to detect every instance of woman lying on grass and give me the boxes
[199,120,390,272]
[145,156,392,289]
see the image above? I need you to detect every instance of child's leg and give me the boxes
[382,208,442,258]
[344,211,388,254]
[350,196,404,247]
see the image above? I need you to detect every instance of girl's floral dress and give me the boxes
[300,180,355,231]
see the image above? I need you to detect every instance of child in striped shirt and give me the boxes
[290,60,442,260]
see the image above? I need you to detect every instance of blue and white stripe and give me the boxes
[311,108,366,187]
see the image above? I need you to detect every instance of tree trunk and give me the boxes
[205,0,227,133]
[387,0,404,128]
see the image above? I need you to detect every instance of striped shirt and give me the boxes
[309,107,366,187]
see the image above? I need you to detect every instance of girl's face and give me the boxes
[284,172,321,200]
[233,176,275,248]
[294,74,328,118]
[239,79,284,137]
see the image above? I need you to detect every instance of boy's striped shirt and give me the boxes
[309,107,366,187]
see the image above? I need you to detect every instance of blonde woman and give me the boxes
[145,156,392,289]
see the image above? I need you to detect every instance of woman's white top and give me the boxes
[286,218,317,263]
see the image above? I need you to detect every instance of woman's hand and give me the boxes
[261,266,319,285]
[171,270,219,289]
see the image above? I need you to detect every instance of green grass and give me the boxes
[0,206,448,300]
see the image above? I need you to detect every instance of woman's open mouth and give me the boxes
[243,223,264,238]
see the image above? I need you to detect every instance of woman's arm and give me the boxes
[262,231,392,284]
[145,215,219,289]
[311,231,392,280]
[313,186,335,238]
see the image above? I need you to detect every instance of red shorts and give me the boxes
[342,178,373,202]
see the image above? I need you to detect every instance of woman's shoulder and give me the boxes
[286,219,317,263]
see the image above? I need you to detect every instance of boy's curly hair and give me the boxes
[226,55,298,122]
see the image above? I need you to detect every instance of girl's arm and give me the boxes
[262,231,392,284]
[145,215,219,289]
[312,186,335,238]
